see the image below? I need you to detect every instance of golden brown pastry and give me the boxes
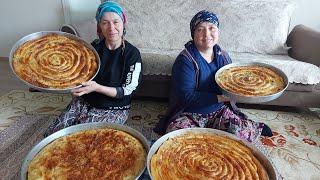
[12,34,98,89]
[151,133,268,180]
[216,65,286,96]
[28,128,146,180]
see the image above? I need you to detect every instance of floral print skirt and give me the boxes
[44,97,129,137]
[166,105,264,142]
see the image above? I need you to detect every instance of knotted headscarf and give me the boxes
[95,1,127,24]
[190,10,219,39]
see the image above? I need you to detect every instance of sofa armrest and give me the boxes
[286,25,320,67]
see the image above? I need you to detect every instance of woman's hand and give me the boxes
[71,81,100,97]
[217,95,230,103]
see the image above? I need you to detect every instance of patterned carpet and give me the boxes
[0,90,319,179]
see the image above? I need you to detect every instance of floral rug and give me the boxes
[0,90,319,179]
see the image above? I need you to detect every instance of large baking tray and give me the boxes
[21,122,149,180]
[215,62,289,103]
[147,128,278,180]
[9,31,101,93]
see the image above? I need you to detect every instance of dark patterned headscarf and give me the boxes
[190,10,219,39]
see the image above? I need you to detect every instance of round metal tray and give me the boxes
[215,62,289,103]
[21,122,149,180]
[147,128,278,180]
[9,31,101,93]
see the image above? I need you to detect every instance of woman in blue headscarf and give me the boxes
[45,1,142,136]
[154,10,272,142]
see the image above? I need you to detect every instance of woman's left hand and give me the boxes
[71,81,100,97]
[217,95,230,103]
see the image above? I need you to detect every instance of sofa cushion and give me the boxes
[287,25,320,67]
[286,83,315,92]
[61,0,320,85]
[140,49,320,84]
[140,49,178,75]
[60,22,320,84]
[118,0,297,54]
[229,52,320,84]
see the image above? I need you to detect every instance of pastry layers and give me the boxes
[28,128,146,180]
[216,65,285,96]
[12,34,98,89]
[151,133,268,180]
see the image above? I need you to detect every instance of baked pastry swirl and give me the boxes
[27,128,146,180]
[12,34,98,89]
[151,133,268,180]
[216,65,286,96]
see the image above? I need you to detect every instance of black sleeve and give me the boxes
[117,44,142,98]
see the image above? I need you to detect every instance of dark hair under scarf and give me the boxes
[190,10,220,39]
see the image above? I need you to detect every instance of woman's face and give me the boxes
[193,22,219,51]
[99,12,124,45]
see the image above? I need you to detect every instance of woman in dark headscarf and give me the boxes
[45,1,142,136]
[154,10,272,142]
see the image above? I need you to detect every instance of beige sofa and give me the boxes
[61,0,320,107]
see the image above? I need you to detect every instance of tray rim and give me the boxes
[214,62,289,103]
[147,128,277,180]
[20,122,149,180]
[9,31,101,93]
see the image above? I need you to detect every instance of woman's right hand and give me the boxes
[217,95,230,103]
[71,81,100,97]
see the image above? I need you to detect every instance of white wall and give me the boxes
[62,0,100,24]
[0,0,64,57]
[290,0,320,31]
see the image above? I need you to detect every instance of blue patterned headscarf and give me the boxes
[190,10,219,39]
[95,1,126,24]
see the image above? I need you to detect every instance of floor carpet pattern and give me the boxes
[0,90,319,179]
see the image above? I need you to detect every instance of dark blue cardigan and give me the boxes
[154,42,232,134]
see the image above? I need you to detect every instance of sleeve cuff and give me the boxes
[115,87,124,99]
